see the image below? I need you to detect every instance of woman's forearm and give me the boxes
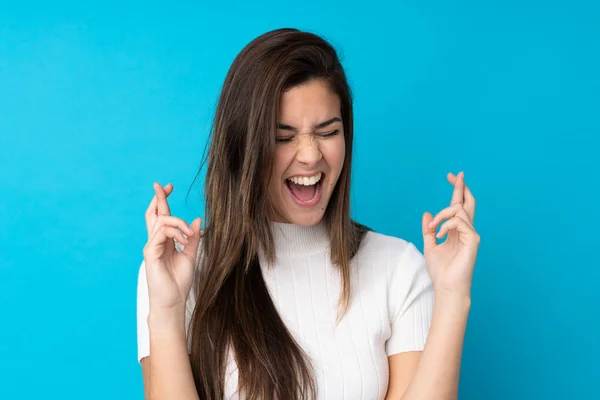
[401,292,471,400]
[148,310,200,400]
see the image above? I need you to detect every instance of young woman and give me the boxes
[136,28,480,400]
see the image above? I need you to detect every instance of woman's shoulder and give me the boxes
[357,229,425,273]
[357,230,431,297]
[359,229,418,258]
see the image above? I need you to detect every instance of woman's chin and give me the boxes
[283,208,326,226]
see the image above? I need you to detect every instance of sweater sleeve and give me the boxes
[385,241,435,356]
[136,260,151,363]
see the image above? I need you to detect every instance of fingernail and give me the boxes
[428,220,435,228]
[436,231,443,238]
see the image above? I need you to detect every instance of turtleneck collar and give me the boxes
[270,220,330,256]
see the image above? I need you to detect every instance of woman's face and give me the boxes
[267,79,345,226]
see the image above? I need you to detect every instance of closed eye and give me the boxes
[318,129,340,138]
[276,130,340,143]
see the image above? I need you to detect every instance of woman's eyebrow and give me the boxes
[277,117,342,132]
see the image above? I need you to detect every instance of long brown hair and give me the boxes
[188,28,368,399]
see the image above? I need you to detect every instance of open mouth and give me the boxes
[285,172,325,207]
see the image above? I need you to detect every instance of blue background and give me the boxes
[1,1,598,399]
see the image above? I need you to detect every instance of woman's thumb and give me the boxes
[191,217,202,232]
[422,212,437,253]
[182,218,202,259]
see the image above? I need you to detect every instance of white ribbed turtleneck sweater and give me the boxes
[137,222,434,399]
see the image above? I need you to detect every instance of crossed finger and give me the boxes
[144,183,173,238]
[449,171,465,206]
[154,182,172,217]
[447,172,476,222]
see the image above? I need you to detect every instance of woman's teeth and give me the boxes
[287,172,322,186]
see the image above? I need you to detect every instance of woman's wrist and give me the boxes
[433,289,472,310]
[148,306,187,334]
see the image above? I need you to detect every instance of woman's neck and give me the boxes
[270,220,329,256]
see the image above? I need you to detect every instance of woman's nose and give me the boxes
[295,133,322,166]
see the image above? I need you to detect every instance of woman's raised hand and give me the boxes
[143,182,202,317]
[422,172,480,298]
